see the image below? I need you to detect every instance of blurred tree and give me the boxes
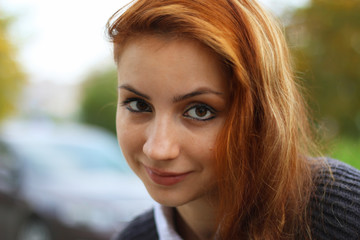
[0,12,25,121]
[288,0,360,138]
[80,67,117,135]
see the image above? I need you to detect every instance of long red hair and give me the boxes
[107,0,318,239]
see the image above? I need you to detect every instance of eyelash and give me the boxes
[183,104,216,121]
[121,98,152,113]
[121,98,217,121]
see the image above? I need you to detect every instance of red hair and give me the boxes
[107,0,318,239]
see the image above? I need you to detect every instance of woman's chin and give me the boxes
[147,190,191,207]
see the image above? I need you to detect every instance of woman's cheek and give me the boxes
[117,112,134,153]
[117,116,144,157]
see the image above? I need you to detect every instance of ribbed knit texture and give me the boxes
[310,158,360,240]
[113,158,360,240]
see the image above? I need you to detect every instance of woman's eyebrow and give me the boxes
[119,85,223,102]
[173,89,224,103]
[118,84,151,100]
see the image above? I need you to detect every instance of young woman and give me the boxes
[106,0,360,239]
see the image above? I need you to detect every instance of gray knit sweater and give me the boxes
[113,159,360,240]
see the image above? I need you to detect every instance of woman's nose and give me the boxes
[143,116,180,161]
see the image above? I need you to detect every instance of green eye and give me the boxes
[184,104,216,121]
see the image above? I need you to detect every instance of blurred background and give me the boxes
[0,0,359,239]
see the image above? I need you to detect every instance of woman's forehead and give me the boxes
[117,35,229,96]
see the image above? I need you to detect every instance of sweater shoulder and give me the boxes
[310,158,360,240]
[112,209,158,240]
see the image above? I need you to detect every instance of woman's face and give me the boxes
[116,35,228,207]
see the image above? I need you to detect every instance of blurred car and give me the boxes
[0,120,154,240]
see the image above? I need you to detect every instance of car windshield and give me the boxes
[14,142,132,181]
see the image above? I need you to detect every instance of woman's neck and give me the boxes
[175,197,218,240]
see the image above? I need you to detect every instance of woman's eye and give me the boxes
[184,104,216,121]
[123,99,152,112]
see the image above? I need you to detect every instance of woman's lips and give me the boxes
[145,166,191,186]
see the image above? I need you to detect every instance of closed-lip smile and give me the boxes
[144,166,191,186]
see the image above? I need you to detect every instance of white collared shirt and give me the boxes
[154,203,183,240]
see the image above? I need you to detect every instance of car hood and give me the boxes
[21,171,154,225]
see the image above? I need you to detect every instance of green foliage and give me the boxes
[329,138,360,170]
[288,0,360,138]
[0,13,25,121]
[80,68,118,135]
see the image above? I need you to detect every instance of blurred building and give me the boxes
[19,81,81,120]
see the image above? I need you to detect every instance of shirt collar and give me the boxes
[154,203,183,240]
